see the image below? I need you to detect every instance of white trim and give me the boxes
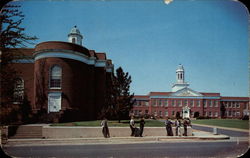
[12,59,34,63]
[150,96,221,99]
[34,50,113,72]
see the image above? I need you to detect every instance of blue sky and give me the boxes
[12,0,248,97]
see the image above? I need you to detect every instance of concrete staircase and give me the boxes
[11,125,43,139]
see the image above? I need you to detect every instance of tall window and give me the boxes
[190,100,194,107]
[197,100,200,107]
[50,65,62,89]
[164,99,168,107]
[13,78,24,103]
[72,38,76,43]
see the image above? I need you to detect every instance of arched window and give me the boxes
[72,38,76,44]
[50,65,62,89]
[13,78,24,103]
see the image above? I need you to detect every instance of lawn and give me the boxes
[192,119,249,130]
[51,119,165,127]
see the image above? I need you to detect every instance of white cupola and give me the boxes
[172,64,190,92]
[176,64,185,83]
[68,26,83,45]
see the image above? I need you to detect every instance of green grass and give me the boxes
[192,119,249,130]
[51,119,165,127]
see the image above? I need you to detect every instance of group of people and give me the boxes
[100,117,191,138]
[165,117,192,136]
[129,116,145,137]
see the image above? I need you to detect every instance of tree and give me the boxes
[101,67,135,122]
[112,67,135,122]
[0,3,38,125]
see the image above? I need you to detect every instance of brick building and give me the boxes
[7,26,114,122]
[132,64,249,119]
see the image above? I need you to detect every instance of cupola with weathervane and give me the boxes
[172,64,190,92]
[68,26,83,45]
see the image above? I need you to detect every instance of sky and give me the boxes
[10,0,249,97]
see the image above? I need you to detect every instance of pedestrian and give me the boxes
[165,117,173,136]
[130,116,135,136]
[183,118,189,136]
[175,118,181,136]
[101,117,110,138]
[139,117,145,137]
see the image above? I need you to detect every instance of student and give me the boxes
[101,117,110,138]
[130,116,135,136]
[175,118,181,136]
[165,117,173,136]
[139,117,145,137]
[183,118,188,136]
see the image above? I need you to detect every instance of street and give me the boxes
[192,125,249,137]
[3,140,248,158]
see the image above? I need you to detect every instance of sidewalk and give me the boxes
[4,130,230,147]
[192,123,249,133]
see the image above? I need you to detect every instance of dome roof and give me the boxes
[177,64,184,71]
[69,26,81,35]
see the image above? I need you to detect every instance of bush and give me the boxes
[242,115,249,120]
[196,116,210,119]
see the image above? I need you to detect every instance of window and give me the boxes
[154,111,157,116]
[72,38,76,43]
[172,100,175,107]
[165,111,168,116]
[208,100,212,107]
[164,99,168,107]
[177,100,181,107]
[232,102,235,108]
[159,100,162,107]
[145,101,149,106]
[236,102,240,108]
[204,100,207,107]
[183,100,187,106]
[152,99,156,106]
[159,111,162,117]
[172,111,175,116]
[215,101,218,107]
[209,112,212,117]
[50,65,62,89]
[214,112,218,117]
[197,100,200,107]
[145,110,149,114]
[13,78,24,103]
[190,100,194,107]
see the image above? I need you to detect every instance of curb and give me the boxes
[3,135,230,147]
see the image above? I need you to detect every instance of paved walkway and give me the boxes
[4,130,230,147]
[192,123,249,133]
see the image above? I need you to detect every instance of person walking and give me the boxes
[101,117,110,138]
[165,117,173,136]
[175,118,181,136]
[130,116,135,136]
[139,117,145,137]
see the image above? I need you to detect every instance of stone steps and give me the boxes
[11,125,43,139]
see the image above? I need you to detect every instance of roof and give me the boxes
[35,41,90,56]
[68,26,82,36]
[220,96,249,101]
[200,93,221,97]
[149,92,172,96]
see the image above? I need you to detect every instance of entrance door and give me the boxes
[48,92,61,113]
